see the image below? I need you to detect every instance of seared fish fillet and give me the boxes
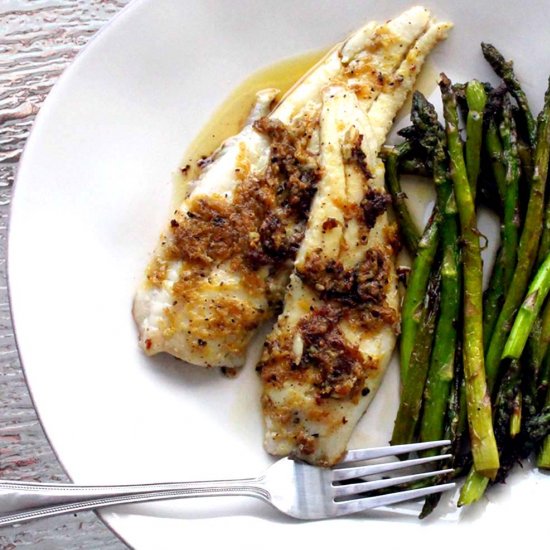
[259,23,451,465]
[133,6,449,368]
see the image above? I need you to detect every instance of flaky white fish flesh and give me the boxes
[133,6,450,377]
[258,12,451,466]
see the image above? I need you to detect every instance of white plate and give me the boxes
[9,0,550,548]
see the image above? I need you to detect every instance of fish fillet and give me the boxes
[259,19,451,466]
[133,6,450,369]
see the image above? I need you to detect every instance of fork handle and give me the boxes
[0,478,268,527]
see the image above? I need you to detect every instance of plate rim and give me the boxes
[6,0,149,546]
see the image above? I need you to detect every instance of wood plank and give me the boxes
[1,1,128,547]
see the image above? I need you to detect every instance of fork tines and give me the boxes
[330,439,455,515]
[342,439,451,464]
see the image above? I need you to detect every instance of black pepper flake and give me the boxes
[197,339,207,347]
[361,387,370,397]
[221,366,238,378]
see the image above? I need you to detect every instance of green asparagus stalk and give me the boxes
[485,78,550,393]
[538,394,550,467]
[503,253,550,360]
[539,345,550,407]
[481,43,537,148]
[384,142,421,255]
[522,299,550,430]
[459,94,521,506]
[525,404,550,440]
[433,345,472,511]
[485,121,507,201]
[418,98,461,450]
[477,88,505,210]
[493,359,523,480]
[500,97,521,290]
[540,439,550,468]
[517,139,534,182]
[440,73,500,479]
[510,392,522,437]
[399,158,432,177]
[459,356,522,505]
[485,115,506,202]
[419,243,459,447]
[494,359,523,444]
[392,271,441,445]
[482,98,520,348]
[399,216,439,381]
[465,80,487,198]
[537,203,550,268]
[534,299,550,362]
[483,248,506,349]
[458,468,489,506]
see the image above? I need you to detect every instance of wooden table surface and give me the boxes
[1,1,129,547]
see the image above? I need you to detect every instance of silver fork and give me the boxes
[0,440,455,527]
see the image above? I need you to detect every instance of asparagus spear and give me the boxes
[500,97,521,290]
[399,92,447,382]
[465,80,487,198]
[503,252,550,360]
[517,139,534,182]
[539,438,550,468]
[400,158,432,177]
[493,359,523,481]
[481,42,537,148]
[384,142,422,254]
[419,323,465,519]
[522,300,550,436]
[458,469,488,506]
[527,404,550,442]
[493,359,523,442]
[459,358,522,505]
[537,202,550,267]
[485,78,550,393]
[537,396,550,468]
[483,248,506,349]
[485,120,507,201]
[399,217,439,381]
[440,73,500,478]
[482,96,520,347]
[420,245,460,443]
[392,271,441,445]
[539,345,550,407]
[416,95,461,450]
[483,85,508,200]
[510,392,522,437]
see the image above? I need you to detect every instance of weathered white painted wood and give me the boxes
[1,1,129,547]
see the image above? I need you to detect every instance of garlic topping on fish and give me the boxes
[133,6,450,372]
